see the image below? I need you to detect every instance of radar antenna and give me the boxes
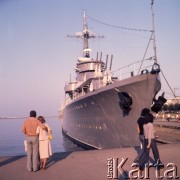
[67,11,104,58]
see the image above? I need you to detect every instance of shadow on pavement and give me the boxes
[46,152,72,168]
[0,155,25,167]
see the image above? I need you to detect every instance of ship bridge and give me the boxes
[77,59,105,72]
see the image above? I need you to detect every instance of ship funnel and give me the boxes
[105,55,108,70]
[96,52,103,61]
[96,52,99,60]
[109,55,113,70]
[100,52,102,61]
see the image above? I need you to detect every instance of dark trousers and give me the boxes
[135,135,145,161]
[139,138,160,170]
[151,139,160,163]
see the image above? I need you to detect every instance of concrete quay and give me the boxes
[0,143,180,180]
[154,119,180,129]
[154,120,180,138]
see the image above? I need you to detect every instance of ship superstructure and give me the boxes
[65,12,113,103]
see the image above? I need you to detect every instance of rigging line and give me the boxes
[160,89,174,96]
[160,69,177,99]
[111,58,153,73]
[116,65,152,77]
[138,32,154,74]
[86,14,152,33]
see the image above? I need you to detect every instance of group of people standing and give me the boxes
[135,108,164,172]
[22,110,52,172]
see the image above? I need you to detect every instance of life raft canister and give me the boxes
[141,69,149,75]
[151,63,160,74]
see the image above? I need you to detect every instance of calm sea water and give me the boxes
[0,117,82,157]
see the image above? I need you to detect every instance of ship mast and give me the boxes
[151,0,157,63]
[82,11,95,58]
[83,12,89,58]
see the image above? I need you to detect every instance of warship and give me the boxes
[60,1,166,149]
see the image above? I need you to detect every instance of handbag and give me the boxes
[49,133,53,140]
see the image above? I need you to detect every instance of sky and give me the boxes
[0,0,180,117]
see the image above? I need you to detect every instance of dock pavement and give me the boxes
[0,142,180,180]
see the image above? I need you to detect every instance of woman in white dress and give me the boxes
[36,116,52,170]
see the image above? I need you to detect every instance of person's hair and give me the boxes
[143,112,155,124]
[147,113,154,123]
[30,110,36,117]
[38,116,46,123]
[141,108,150,116]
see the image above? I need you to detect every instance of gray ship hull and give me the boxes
[62,73,161,149]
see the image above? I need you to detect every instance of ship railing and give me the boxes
[64,81,103,105]
[111,58,155,80]
[64,91,85,105]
